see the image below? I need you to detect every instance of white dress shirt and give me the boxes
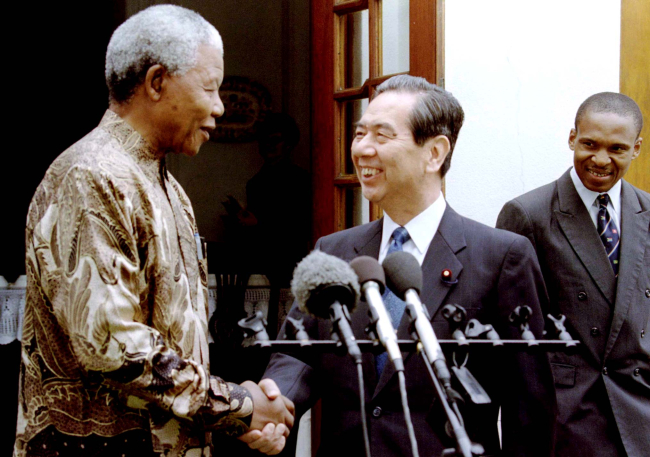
[378,194,447,266]
[570,167,623,235]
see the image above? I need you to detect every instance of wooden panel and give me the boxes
[621,0,650,192]
[409,0,438,83]
[311,0,337,244]
[333,0,367,13]
[334,174,360,186]
[369,0,381,78]
[333,84,368,101]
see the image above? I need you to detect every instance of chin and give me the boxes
[181,144,203,157]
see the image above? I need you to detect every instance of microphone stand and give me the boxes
[366,317,420,457]
[241,310,579,457]
[242,309,372,457]
[404,304,483,457]
[418,351,484,457]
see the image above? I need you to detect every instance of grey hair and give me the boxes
[575,92,643,138]
[105,4,223,104]
[374,75,464,178]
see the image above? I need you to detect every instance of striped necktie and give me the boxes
[376,227,410,375]
[596,193,620,276]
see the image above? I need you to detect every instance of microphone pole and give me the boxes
[382,252,453,391]
[349,256,404,372]
[350,256,419,457]
[291,250,371,457]
[383,252,476,457]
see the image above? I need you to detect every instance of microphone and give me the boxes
[291,250,362,362]
[382,251,452,388]
[349,256,404,372]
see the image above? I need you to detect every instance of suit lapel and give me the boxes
[348,221,384,393]
[555,171,617,305]
[351,221,382,343]
[353,219,383,258]
[372,206,465,398]
[418,206,465,322]
[605,181,650,359]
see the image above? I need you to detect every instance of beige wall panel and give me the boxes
[621,0,650,192]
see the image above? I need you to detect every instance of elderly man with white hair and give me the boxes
[14,5,293,457]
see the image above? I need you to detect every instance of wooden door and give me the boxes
[310,0,444,245]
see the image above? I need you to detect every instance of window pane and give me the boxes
[382,0,409,76]
[339,10,369,89]
[345,187,370,228]
[341,98,369,175]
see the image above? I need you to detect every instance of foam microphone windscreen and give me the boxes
[291,250,361,319]
[382,251,423,298]
[349,256,386,294]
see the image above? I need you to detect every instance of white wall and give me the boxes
[444,0,621,226]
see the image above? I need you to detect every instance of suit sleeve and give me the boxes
[262,239,326,420]
[492,235,557,456]
[496,200,537,250]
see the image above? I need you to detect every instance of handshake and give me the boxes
[238,379,295,455]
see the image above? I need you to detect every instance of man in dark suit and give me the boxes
[264,75,556,456]
[497,92,649,457]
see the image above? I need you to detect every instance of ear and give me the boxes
[425,135,451,174]
[568,128,577,150]
[632,136,642,160]
[143,64,166,102]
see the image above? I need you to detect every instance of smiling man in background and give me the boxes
[14,5,293,457]
[497,92,650,456]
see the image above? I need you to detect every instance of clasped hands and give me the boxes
[238,379,295,455]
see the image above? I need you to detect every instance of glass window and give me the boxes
[338,9,369,89]
[345,187,370,227]
[381,0,410,76]
[340,98,369,175]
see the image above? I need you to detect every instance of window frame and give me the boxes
[311,0,444,243]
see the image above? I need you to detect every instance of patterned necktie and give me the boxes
[597,193,620,276]
[376,227,411,375]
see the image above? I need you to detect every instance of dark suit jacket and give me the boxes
[264,204,556,457]
[496,169,650,457]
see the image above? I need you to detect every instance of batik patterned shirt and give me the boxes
[15,110,252,457]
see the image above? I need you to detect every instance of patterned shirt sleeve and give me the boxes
[33,163,253,435]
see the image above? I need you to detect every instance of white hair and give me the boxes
[105,4,223,103]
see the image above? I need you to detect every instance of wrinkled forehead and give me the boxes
[577,109,637,134]
[191,44,224,74]
[358,92,417,128]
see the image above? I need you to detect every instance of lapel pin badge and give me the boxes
[441,269,458,285]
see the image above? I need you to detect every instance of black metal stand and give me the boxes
[239,312,579,457]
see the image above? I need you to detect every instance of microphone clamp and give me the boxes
[238,310,271,347]
[285,316,312,346]
[465,319,503,345]
[547,314,577,346]
[509,305,538,344]
[441,304,468,343]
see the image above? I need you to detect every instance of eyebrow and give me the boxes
[354,121,397,133]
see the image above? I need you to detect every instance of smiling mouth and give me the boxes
[360,167,381,178]
[199,128,213,139]
[587,168,612,178]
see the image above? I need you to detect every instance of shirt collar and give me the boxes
[570,166,622,214]
[381,194,447,260]
[99,109,163,182]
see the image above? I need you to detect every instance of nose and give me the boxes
[591,148,611,167]
[351,134,376,159]
[212,93,225,118]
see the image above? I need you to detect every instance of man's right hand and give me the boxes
[240,379,295,435]
[239,379,295,454]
